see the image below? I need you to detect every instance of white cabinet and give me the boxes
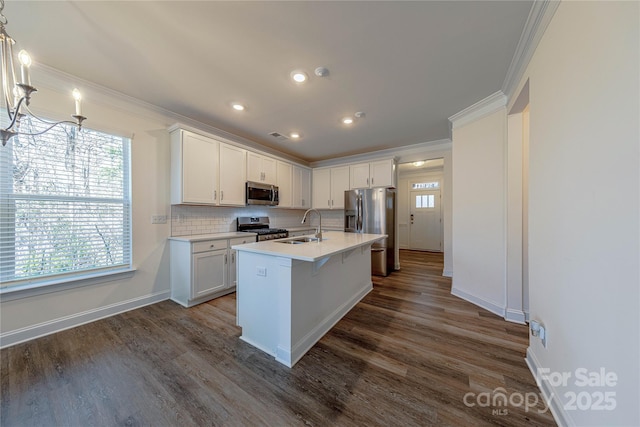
[312,168,331,209]
[170,235,255,307]
[247,152,277,184]
[171,130,219,204]
[171,128,246,206]
[350,163,370,189]
[349,159,395,189]
[312,165,349,209]
[330,166,350,209]
[292,165,311,209]
[229,236,254,288]
[219,144,247,205]
[370,159,395,188]
[192,248,227,298]
[276,161,293,208]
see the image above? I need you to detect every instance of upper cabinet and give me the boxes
[292,165,311,209]
[349,159,395,189]
[171,129,246,206]
[247,152,277,185]
[313,165,349,209]
[276,161,293,208]
[219,144,247,205]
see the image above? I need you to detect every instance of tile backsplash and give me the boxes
[171,205,345,236]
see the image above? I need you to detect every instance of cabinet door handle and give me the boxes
[220,190,224,201]
[210,244,215,248]
[371,177,374,185]
[367,177,369,186]
[213,190,217,200]
[231,253,235,263]
[224,254,227,264]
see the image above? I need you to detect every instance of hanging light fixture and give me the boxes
[0,0,86,146]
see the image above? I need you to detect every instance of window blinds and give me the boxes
[0,117,131,287]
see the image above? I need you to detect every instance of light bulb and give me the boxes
[413,161,425,167]
[18,50,31,67]
[18,50,32,86]
[232,103,245,111]
[72,88,82,116]
[290,132,300,139]
[291,71,307,83]
[342,117,353,125]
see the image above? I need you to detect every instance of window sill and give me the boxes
[0,268,137,302]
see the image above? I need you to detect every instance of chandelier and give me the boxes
[1,0,86,146]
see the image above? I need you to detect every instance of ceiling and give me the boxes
[6,1,532,162]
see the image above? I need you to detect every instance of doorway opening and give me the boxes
[397,159,444,252]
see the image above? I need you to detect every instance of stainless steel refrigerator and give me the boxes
[344,188,396,276]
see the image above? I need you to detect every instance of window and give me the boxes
[412,181,439,189]
[415,194,435,209]
[0,117,131,289]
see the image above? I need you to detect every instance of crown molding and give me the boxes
[448,91,507,130]
[501,0,561,99]
[29,64,310,166]
[310,139,451,169]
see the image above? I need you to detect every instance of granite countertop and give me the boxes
[169,232,256,242]
[232,231,386,262]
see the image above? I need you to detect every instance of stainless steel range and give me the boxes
[237,217,288,241]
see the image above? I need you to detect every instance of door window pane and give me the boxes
[415,194,435,209]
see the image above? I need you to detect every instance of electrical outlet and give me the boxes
[151,215,167,224]
[256,266,267,277]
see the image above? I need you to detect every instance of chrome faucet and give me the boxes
[301,208,322,241]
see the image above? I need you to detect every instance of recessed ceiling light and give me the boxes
[413,161,425,167]
[289,132,301,139]
[232,103,245,111]
[291,71,308,83]
[342,117,354,125]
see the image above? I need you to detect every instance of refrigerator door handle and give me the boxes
[357,194,363,231]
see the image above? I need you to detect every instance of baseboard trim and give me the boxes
[525,348,570,427]
[451,286,505,317]
[442,269,453,277]
[0,291,170,349]
[505,308,526,324]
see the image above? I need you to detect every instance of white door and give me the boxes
[409,189,441,251]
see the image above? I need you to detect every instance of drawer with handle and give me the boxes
[192,240,227,253]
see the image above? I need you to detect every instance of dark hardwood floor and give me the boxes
[1,250,556,426]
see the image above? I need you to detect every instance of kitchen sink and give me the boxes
[277,237,322,244]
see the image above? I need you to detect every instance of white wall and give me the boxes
[517,2,639,425]
[0,80,174,346]
[451,108,507,316]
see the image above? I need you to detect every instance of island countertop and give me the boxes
[168,232,256,242]
[232,231,386,262]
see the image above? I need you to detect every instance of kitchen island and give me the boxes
[232,231,386,367]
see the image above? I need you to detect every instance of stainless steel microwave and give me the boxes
[246,181,279,206]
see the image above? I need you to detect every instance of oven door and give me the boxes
[246,181,279,206]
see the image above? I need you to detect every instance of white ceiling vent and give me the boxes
[268,132,289,141]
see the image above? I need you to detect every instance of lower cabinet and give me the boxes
[170,235,254,307]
